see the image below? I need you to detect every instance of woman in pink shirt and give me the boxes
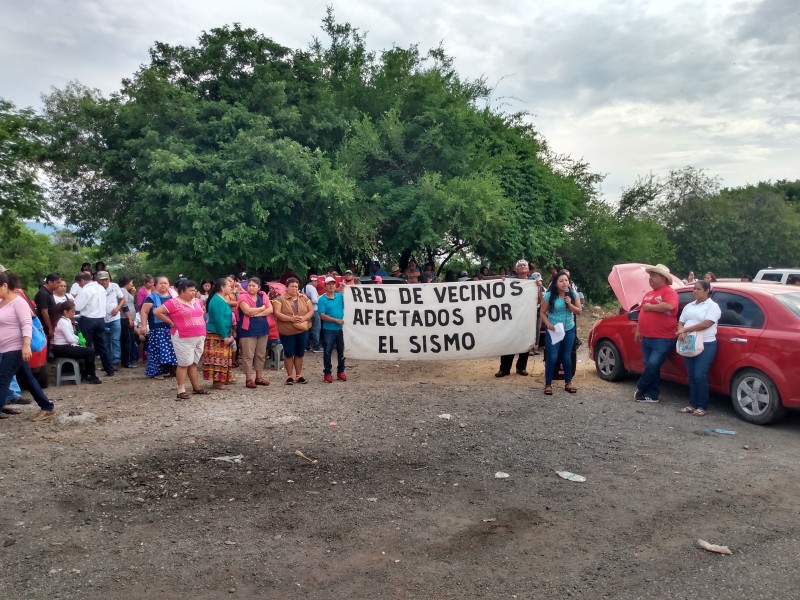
[0,272,37,419]
[154,279,210,400]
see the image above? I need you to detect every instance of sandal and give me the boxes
[31,410,56,422]
[678,406,696,413]
[2,407,22,415]
[254,378,270,386]
[285,377,294,385]
[544,385,553,395]
[295,376,308,384]
[192,388,211,395]
[692,409,709,417]
[176,391,191,400]
[564,384,577,394]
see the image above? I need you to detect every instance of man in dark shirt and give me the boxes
[34,272,62,339]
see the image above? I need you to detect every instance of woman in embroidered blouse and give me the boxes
[203,278,236,389]
[237,277,272,388]
[676,280,721,417]
[140,276,178,379]
[154,279,210,400]
[271,277,313,385]
[539,270,582,396]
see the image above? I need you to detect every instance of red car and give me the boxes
[588,264,800,425]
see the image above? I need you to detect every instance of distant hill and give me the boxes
[24,220,60,237]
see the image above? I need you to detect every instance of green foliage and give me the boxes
[0,220,86,294]
[621,168,800,278]
[559,199,675,303]
[40,14,590,279]
[0,99,47,225]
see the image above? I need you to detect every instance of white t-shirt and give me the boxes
[304,284,320,308]
[679,298,722,343]
[104,282,124,322]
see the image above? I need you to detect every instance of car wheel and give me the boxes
[730,368,785,425]
[595,340,626,381]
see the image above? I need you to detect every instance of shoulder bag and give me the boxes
[30,315,47,352]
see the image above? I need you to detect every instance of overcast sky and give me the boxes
[2,0,798,200]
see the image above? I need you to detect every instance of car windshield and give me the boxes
[775,292,800,319]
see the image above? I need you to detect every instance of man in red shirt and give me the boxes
[633,264,679,403]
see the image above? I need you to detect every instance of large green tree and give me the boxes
[42,15,591,276]
[0,99,47,225]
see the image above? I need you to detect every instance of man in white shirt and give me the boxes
[74,271,115,376]
[304,275,322,352]
[97,271,126,369]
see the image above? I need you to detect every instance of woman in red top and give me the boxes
[154,279,209,400]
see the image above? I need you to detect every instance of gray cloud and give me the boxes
[1,0,797,199]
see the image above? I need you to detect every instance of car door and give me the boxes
[708,291,765,393]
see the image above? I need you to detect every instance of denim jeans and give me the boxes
[683,341,717,409]
[545,327,576,385]
[637,337,675,400]
[15,361,55,411]
[321,328,345,376]
[308,311,321,351]
[0,351,24,410]
[80,316,114,375]
[105,319,122,365]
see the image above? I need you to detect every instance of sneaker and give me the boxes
[324,374,333,383]
[636,395,659,403]
[633,390,645,401]
[312,348,323,353]
[337,372,348,382]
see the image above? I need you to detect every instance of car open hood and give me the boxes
[608,263,683,311]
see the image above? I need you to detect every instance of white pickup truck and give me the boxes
[754,268,800,284]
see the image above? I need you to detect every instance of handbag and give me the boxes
[30,315,47,352]
[676,302,711,357]
[676,332,703,357]
[292,319,311,332]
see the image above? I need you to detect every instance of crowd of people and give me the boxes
[0,257,584,421]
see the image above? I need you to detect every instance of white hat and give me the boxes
[645,264,674,283]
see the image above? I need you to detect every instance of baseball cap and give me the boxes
[325,276,336,284]
[344,270,353,275]
[373,275,383,283]
[309,275,318,281]
[96,270,110,280]
[515,259,528,269]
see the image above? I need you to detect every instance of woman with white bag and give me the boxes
[676,280,721,416]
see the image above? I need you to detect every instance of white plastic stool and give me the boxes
[55,358,82,386]
[268,343,284,371]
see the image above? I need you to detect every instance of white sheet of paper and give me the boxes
[548,322,565,344]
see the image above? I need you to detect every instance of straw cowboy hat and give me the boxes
[645,264,674,283]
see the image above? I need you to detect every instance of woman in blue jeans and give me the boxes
[676,280,721,416]
[540,270,582,395]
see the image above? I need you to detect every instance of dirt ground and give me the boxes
[2,313,800,599]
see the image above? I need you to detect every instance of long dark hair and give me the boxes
[54,300,76,322]
[207,277,229,306]
[546,269,577,314]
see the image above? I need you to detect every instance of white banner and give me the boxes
[343,280,538,361]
